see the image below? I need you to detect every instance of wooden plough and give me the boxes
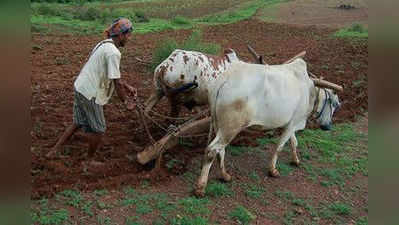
[136,46,343,165]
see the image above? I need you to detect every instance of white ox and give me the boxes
[145,49,239,116]
[194,59,341,197]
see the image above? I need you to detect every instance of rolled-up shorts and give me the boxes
[73,90,106,133]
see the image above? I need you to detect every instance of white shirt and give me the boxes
[74,39,121,105]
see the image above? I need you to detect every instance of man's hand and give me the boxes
[123,83,137,98]
[124,99,136,110]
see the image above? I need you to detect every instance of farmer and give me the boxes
[46,18,137,159]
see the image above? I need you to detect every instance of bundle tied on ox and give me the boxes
[135,47,343,197]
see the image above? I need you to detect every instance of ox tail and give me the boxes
[211,80,229,134]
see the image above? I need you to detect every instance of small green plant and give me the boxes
[136,203,153,215]
[256,136,278,146]
[37,4,59,16]
[170,215,208,225]
[349,23,365,33]
[328,202,352,215]
[179,197,211,215]
[126,216,142,225]
[334,23,368,38]
[166,159,180,170]
[97,216,112,225]
[291,198,307,207]
[274,190,295,201]
[31,199,69,225]
[229,205,256,225]
[124,186,136,195]
[94,189,109,197]
[227,145,248,156]
[82,200,94,216]
[319,168,345,187]
[134,10,149,23]
[283,210,296,225]
[180,30,220,54]
[356,216,368,225]
[244,184,266,198]
[97,200,112,209]
[172,15,191,25]
[120,197,138,206]
[31,208,69,225]
[205,181,233,197]
[55,56,70,65]
[248,171,260,182]
[150,29,220,70]
[150,38,178,70]
[59,189,83,208]
[276,162,294,176]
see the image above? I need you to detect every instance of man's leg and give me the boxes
[87,132,104,157]
[46,123,79,158]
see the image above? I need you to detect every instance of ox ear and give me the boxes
[223,48,235,55]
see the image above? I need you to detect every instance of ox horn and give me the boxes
[247,44,266,65]
[246,46,343,92]
[312,78,344,92]
[283,51,306,64]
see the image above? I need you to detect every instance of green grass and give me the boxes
[178,197,211,215]
[244,183,266,198]
[228,205,256,225]
[205,181,233,197]
[31,199,69,225]
[334,23,368,38]
[248,171,261,182]
[31,0,284,35]
[318,202,352,220]
[296,123,368,186]
[196,0,281,25]
[276,162,294,176]
[150,29,221,70]
[356,216,368,225]
[274,190,295,201]
[328,202,352,216]
[31,14,106,34]
[283,210,296,225]
[31,208,69,225]
[172,15,192,25]
[126,216,143,225]
[256,136,278,146]
[94,189,109,197]
[170,216,209,225]
[227,145,249,156]
[256,0,290,22]
[136,204,153,214]
[81,200,94,216]
[58,189,83,208]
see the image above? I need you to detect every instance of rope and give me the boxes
[134,100,210,139]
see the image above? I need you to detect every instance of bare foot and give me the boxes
[268,168,280,177]
[45,148,59,159]
[194,187,206,198]
[290,160,300,167]
[221,172,232,182]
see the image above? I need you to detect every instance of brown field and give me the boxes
[31,1,368,224]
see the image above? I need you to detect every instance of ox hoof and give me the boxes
[194,187,206,198]
[290,160,300,167]
[268,169,280,178]
[222,173,232,182]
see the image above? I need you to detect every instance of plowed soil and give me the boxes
[31,19,368,199]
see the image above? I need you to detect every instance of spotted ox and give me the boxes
[145,49,240,116]
[194,59,341,197]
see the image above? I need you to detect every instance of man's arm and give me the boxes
[114,79,137,110]
[114,79,128,102]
